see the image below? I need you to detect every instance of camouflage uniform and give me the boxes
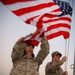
[10,34,49,75]
[45,61,65,75]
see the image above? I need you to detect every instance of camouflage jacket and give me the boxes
[10,34,49,75]
[45,61,65,75]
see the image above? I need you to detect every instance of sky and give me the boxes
[0,0,75,75]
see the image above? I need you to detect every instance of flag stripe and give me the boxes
[46,24,71,31]
[1,0,35,4]
[46,31,70,39]
[45,27,70,39]
[45,27,70,35]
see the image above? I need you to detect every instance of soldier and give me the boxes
[45,51,68,75]
[10,33,50,75]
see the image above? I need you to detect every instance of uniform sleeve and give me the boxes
[11,33,33,63]
[35,36,50,66]
[45,61,64,73]
[11,40,27,63]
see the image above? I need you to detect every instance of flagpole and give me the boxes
[73,46,75,75]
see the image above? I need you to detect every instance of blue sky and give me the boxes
[0,0,75,75]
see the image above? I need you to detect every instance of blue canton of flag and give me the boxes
[53,0,73,16]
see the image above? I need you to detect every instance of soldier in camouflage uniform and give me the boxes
[45,51,68,75]
[10,33,49,75]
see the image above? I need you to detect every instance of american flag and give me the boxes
[1,0,72,46]
[43,0,73,39]
[1,0,62,46]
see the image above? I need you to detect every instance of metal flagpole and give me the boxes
[73,46,75,75]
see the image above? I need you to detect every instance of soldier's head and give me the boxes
[24,44,35,58]
[51,51,62,62]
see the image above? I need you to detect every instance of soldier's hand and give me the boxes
[61,56,67,62]
[64,71,68,75]
[17,33,33,43]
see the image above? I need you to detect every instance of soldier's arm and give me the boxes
[35,36,50,66]
[11,33,32,63]
[46,61,64,72]
[11,39,27,63]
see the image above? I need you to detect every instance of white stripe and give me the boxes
[6,0,53,11]
[48,11,62,15]
[45,27,70,36]
[34,37,42,42]
[30,21,37,26]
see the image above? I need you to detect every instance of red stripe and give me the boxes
[45,24,71,32]
[52,8,62,12]
[31,40,39,46]
[1,0,35,4]
[25,15,39,24]
[25,39,39,46]
[40,13,57,19]
[46,31,70,39]
[12,2,57,16]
